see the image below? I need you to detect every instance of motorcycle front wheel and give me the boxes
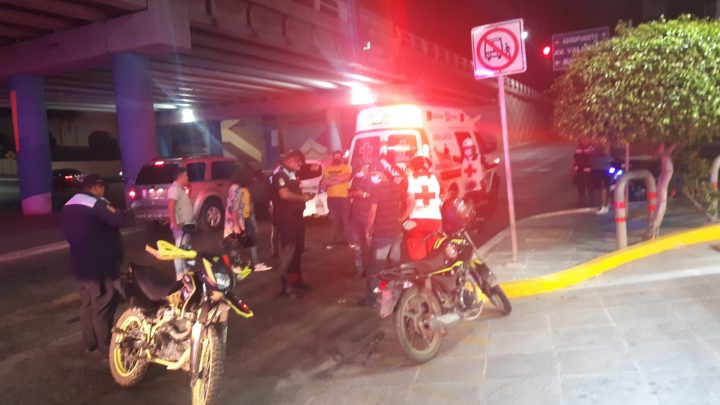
[488,286,512,316]
[394,287,443,363]
[109,307,149,387]
[191,326,225,405]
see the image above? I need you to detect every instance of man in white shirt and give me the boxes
[167,167,195,280]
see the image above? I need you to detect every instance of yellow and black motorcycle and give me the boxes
[109,225,253,405]
[376,201,511,363]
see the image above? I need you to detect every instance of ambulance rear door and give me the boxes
[349,130,421,170]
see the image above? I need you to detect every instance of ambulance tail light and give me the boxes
[128,188,137,201]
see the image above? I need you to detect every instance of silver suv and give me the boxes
[129,155,239,231]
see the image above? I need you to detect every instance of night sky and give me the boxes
[358,0,716,89]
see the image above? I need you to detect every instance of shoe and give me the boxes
[254,263,273,272]
[283,288,302,299]
[596,206,610,215]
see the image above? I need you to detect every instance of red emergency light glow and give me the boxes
[154,161,165,166]
[128,189,137,200]
[542,46,551,56]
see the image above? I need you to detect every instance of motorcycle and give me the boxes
[109,224,254,405]
[376,201,511,363]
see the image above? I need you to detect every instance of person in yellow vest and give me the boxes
[225,168,272,272]
[322,151,353,250]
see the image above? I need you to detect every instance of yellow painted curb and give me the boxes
[499,223,720,299]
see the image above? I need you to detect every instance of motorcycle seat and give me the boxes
[131,264,178,302]
[397,252,446,274]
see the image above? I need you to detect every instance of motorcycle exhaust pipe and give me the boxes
[428,312,461,331]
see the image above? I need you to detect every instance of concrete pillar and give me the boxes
[9,76,52,215]
[325,108,342,153]
[112,52,158,193]
[205,120,222,156]
[262,115,281,169]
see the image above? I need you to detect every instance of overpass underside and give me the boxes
[0,0,550,215]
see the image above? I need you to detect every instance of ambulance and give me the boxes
[348,104,501,213]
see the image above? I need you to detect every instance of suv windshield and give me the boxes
[135,164,179,185]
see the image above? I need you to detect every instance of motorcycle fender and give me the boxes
[223,291,254,318]
[379,286,402,318]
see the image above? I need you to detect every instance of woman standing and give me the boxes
[225,168,272,272]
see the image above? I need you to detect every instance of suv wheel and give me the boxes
[200,200,224,232]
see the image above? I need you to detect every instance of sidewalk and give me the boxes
[0,212,146,263]
[481,195,709,283]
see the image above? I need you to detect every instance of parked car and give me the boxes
[129,155,240,231]
[298,159,329,218]
[53,168,83,191]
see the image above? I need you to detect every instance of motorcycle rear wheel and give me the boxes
[191,326,225,405]
[109,307,149,387]
[394,287,443,363]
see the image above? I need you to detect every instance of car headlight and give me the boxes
[215,272,232,291]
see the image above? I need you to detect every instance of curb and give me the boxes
[498,223,720,298]
[0,224,148,265]
[476,207,596,257]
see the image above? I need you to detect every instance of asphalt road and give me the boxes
[0,142,578,405]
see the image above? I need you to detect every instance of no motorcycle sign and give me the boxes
[471,18,526,78]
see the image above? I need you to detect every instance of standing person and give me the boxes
[272,150,313,298]
[404,155,443,260]
[591,142,613,214]
[573,137,596,207]
[61,174,132,358]
[364,162,410,306]
[167,167,195,280]
[225,168,272,271]
[349,163,373,277]
[269,154,285,259]
[323,151,352,250]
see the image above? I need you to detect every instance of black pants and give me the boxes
[78,277,118,355]
[576,171,596,207]
[277,212,305,290]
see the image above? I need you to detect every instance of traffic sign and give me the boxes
[471,18,526,79]
[552,27,609,71]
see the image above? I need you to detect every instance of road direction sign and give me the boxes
[471,18,526,79]
[552,27,609,71]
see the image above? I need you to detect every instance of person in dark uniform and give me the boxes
[61,174,133,357]
[272,150,313,298]
[573,137,596,207]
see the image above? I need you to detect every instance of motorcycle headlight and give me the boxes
[215,272,232,291]
[444,243,459,261]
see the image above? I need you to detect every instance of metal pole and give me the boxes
[497,75,519,262]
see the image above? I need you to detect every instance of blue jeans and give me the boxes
[367,235,402,298]
[172,229,191,278]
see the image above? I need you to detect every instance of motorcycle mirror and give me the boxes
[403,220,418,231]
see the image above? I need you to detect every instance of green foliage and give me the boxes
[552,16,720,147]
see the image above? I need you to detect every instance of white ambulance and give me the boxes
[348,104,501,214]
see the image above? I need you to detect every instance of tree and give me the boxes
[552,16,720,238]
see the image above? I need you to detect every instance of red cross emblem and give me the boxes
[464,164,477,177]
[359,142,373,160]
[414,185,436,206]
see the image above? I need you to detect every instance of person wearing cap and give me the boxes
[272,150,313,298]
[61,174,133,358]
[322,150,353,250]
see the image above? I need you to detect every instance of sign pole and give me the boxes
[497,75,518,262]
